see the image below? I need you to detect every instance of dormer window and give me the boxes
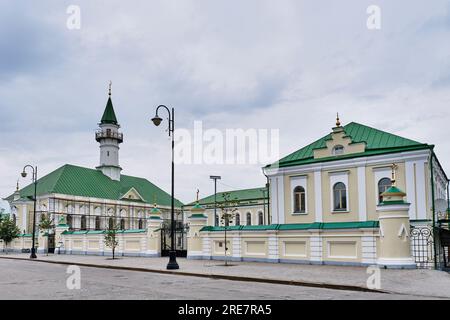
[332,145,344,156]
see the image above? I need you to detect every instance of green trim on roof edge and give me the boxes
[187,187,267,206]
[200,221,379,232]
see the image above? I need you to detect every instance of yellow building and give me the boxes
[188,117,449,269]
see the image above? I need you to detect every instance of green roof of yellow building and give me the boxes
[267,122,432,169]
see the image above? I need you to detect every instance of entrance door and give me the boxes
[47,234,55,254]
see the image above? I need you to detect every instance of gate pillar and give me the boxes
[37,230,48,254]
[187,202,207,260]
[55,216,69,254]
[376,175,415,269]
[146,204,163,257]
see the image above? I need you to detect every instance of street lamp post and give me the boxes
[151,105,179,270]
[210,176,221,226]
[21,165,38,259]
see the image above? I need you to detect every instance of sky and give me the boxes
[1,0,450,210]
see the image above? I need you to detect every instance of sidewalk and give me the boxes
[1,253,449,298]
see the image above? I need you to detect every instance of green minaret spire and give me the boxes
[100,81,118,125]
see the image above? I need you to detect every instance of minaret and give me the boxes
[95,82,123,181]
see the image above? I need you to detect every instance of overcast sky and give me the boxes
[1,0,450,210]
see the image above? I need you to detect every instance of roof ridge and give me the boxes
[344,122,423,146]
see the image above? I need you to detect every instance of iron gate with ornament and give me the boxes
[410,222,450,270]
[160,220,188,258]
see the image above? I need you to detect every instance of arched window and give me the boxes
[378,178,392,203]
[215,215,219,227]
[293,186,306,213]
[80,215,86,230]
[235,213,240,226]
[333,182,347,211]
[12,214,16,226]
[67,215,73,230]
[258,212,264,225]
[120,218,125,230]
[332,145,344,156]
[138,219,144,229]
[95,216,101,230]
[246,212,252,226]
[108,217,114,230]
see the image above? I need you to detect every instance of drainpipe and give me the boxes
[262,167,271,225]
[447,179,450,220]
[430,151,438,269]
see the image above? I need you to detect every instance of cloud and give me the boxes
[1,0,450,210]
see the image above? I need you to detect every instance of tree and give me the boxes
[217,192,239,266]
[38,214,54,256]
[104,218,119,259]
[0,217,21,254]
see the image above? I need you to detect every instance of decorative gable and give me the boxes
[121,187,145,201]
[313,126,366,159]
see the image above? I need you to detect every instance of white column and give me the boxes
[231,234,241,261]
[314,170,323,222]
[361,233,377,264]
[22,205,27,232]
[202,235,212,258]
[270,177,279,224]
[405,160,417,220]
[415,160,427,220]
[309,232,323,264]
[267,233,279,262]
[357,166,367,221]
[277,176,285,224]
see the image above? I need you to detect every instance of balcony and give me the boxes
[95,130,123,143]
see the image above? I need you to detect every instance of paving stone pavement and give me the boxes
[1,253,449,299]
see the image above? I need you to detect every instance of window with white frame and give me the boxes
[333,182,347,211]
[235,213,240,226]
[293,186,306,213]
[258,211,264,225]
[290,175,308,214]
[329,171,349,213]
[332,145,344,156]
[246,212,252,226]
[378,178,392,204]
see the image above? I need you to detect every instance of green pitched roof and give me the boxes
[100,97,118,125]
[4,164,183,207]
[187,187,267,206]
[269,122,431,169]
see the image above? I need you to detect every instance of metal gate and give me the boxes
[410,225,434,269]
[436,221,450,270]
[160,220,188,258]
[410,223,450,270]
[48,234,55,254]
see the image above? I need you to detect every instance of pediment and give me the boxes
[121,187,144,201]
[313,127,366,159]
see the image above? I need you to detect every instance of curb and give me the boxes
[0,255,388,294]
